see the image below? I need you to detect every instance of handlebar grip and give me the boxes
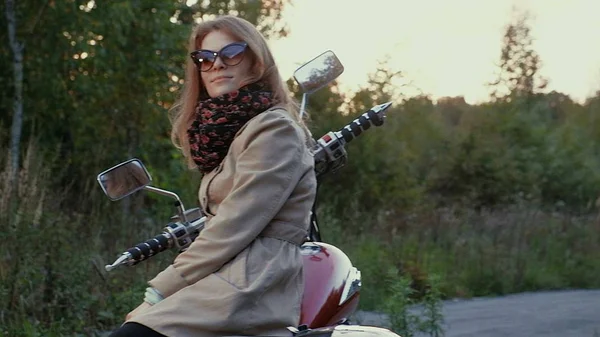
[127,233,171,263]
[369,109,385,126]
[339,109,385,143]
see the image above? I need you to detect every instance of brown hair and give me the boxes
[169,15,307,168]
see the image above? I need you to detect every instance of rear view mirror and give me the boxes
[293,50,344,94]
[97,159,151,201]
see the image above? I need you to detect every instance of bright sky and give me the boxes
[268,0,600,104]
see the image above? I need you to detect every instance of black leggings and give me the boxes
[108,322,167,337]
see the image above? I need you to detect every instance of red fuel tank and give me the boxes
[299,242,361,328]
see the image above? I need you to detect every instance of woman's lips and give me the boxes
[212,76,232,83]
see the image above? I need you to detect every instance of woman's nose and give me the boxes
[212,55,226,69]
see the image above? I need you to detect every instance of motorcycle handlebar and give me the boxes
[105,103,392,271]
[105,216,206,272]
[313,102,392,177]
[105,233,173,271]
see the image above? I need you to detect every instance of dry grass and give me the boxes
[0,141,50,319]
[0,140,176,335]
[321,201,600,310]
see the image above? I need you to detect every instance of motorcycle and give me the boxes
[97,50,398,337]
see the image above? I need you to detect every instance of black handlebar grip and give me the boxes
[368,110,384,126]
[146,234,170,253]
[127,234,171,263]
[350,122,362,137]
[359,115,371,130]
[341,128,353,143]
[340,109,385,143]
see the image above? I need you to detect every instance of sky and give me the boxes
[268,0,600,104]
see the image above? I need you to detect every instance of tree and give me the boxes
[4,0,24,204]
[0,0,291,207]
[434,96,470,127]
[489,11,548,103]
[178,0,290,37]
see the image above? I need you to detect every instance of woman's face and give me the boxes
[199,30,254,98]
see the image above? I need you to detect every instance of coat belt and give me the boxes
[258,220,308,246]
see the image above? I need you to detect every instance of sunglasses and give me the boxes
[190,42,248,72]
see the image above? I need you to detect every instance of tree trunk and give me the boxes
[5,0,24,200]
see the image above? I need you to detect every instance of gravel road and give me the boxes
[352,289,600,337]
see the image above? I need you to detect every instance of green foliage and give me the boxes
[426,96,600,210]
[319,199,600,326]
[1,1,291,334]
[383,268,445,337]
[0,138,176,335]
[385,269,417,336]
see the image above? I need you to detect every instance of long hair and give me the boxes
[169,15,306,168]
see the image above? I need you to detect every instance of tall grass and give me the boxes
[0,141,176,336]
[318,200,600,311]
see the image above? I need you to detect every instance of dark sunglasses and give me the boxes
[190,42,248,72]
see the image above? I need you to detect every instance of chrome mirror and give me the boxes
[294,50,344,120]
[97,158,152,201]
[293,50,344,94]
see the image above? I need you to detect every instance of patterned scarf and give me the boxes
[187,81,276,173]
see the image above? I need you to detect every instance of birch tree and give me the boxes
[4,0,24,200]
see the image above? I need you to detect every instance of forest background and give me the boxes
[1,1,599,336]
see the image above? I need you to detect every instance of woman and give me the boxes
[109,15,316,337]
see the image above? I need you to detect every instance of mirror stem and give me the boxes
[143,185,187,222]
[299,93,308,120]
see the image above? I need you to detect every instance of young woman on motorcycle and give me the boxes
[109,15,317,337]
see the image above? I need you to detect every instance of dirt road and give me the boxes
[353,289,600,337]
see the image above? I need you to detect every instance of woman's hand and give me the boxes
[125,302,152,321]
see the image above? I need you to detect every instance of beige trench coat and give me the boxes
[129,107,317,337]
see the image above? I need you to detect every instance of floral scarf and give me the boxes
[187,81,276,173]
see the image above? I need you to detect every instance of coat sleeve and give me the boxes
[148,111,308,297]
